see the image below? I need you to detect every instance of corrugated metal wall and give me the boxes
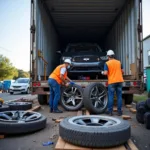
[36,0,60,76]
[105,0,139,75]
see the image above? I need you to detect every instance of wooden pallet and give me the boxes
[55,110,138,150]
[55,137,138,150]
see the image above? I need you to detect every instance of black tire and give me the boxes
[38,95,47,105]
[136,106,147,124]
[10,92,14,95]
[8,102,32,111]
[146,99,150,110]
[0,105,10,112]
[144,112,150,129]
[0,112,47,134]
[26,88,30,94]
[60,116,131,148]
[136,101,147,110]
[61,85,83,111]
[83,83,108,114]
[124,94,133,104]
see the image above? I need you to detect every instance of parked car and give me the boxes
[9,78,30,94]
[59,43,107,77]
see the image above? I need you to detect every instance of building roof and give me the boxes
[143,35,150,41]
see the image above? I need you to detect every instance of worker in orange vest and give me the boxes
[48,59,74,113]
[102,50,124,116]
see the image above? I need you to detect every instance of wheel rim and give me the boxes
[69,115,121,127]
[0,111,41,123]
[90,84,107,111]
[8,102,31,105]
[62,86,83,109]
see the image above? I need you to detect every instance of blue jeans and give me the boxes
[48,78,60,110]
[108,82,122,112]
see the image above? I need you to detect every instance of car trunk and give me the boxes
[30,0,143,81]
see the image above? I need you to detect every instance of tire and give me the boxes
[38,95,47,105]
[136,106,147,124]
[124,94,133,104]
[144,112,150,129]
[10,92,14,95]
[146,98,150,110]
[83,83,108,114]
[8,102,32,111]
[136,101,147,110]
[60,115,131,148]
[26,88,30,94]
[0,105,10,112]
[0,111,47,134]
[61,84,83,111]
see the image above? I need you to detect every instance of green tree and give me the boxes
[17,69,30,78]
[0,55,18,80]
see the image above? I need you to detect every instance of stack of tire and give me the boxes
[136,99,150,129]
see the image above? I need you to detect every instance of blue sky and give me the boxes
[0,0,150,71]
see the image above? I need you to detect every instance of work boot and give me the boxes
[49,108,53,113]
[53,109,63,113]
[117,111,122,116]
[105,111,113,116]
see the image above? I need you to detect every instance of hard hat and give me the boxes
[107,50,115,56]
[64,59,71,64]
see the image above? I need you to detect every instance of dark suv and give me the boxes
[60,43,107,76]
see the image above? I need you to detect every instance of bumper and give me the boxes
[69,62,104,73]
[9,88,27,92]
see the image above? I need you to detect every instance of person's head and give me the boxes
[107,50,115,60]
[64,59,71,69]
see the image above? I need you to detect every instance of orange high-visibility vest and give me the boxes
[106,59,124,84]
[49,64,67,84]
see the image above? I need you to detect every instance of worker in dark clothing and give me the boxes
[101,50,124,116]
[48,59,74,113]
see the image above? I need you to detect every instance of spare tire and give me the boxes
[136,105,147,124]
[124,94,133,104]
[0,105,10,112]
[61,85,83,111]
[144,112,150,129]
[136,101,147,110]
[38,95,47,105]
[60,115,130,148]
[83,83,108,114]
[146,99,150,110]
[8,102,32,111]
[0,111,46,134]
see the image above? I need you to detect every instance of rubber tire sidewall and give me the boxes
[60,85,83,111]
[0,115,47,134]
[38,95,47,105]
[60,116,130,148]
[83,83,108,114]
[0,105,10,112]
[8,102,32,111]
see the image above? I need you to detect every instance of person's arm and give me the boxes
[60,67,70,86]
[102,63,108,75]
[121,64,124,74]
[66,76,71,82]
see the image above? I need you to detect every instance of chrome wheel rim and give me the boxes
[0,111,41,123]
[62,86,83,109]
[90,84,108,110]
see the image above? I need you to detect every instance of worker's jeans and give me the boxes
[48,78,60,110]
[108,82,122,113]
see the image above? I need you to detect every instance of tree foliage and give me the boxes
[0,55,18,80]
[17,69,29,78]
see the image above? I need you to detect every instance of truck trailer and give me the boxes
[30,0,144,104]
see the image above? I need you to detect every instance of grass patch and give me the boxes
[133,94,148,103]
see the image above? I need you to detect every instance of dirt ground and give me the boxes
[0,104,150,150]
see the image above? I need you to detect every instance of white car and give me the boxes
[9,78,30,94]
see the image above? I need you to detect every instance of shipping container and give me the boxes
[30,0,143,103]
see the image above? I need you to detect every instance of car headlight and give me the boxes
[62,57,72,61]
[100,56,108,60]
